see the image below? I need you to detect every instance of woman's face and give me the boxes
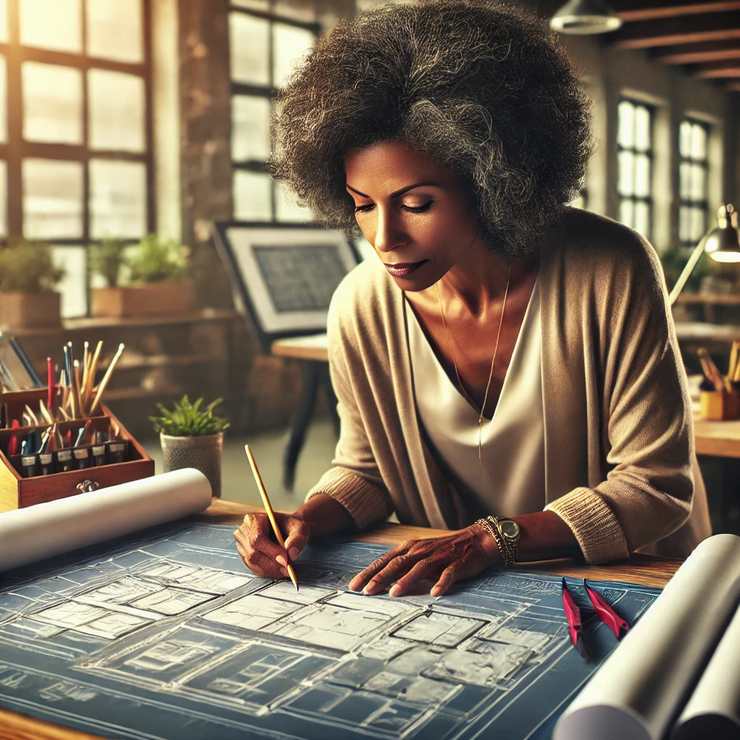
[344,140,488,291]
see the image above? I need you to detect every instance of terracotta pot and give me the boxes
[0,291,61,329]
[91,280,196,318]
[160,431,223,498]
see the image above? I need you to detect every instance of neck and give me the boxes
[434,244,530,318]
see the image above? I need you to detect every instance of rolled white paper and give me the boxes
[0,468,212,572]
[672,602,740,739]
[554,534,740,740]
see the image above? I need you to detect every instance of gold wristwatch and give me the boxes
[476,515,521,568]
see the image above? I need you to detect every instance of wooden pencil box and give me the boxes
[0,388,154,513]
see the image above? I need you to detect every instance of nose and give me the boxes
[373,209,406,254]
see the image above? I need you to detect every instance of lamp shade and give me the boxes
[549,0,623,35]
[705,204,740,264]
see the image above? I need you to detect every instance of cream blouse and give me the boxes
[405,278,545,517]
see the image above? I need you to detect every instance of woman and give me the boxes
[234,0,710,597]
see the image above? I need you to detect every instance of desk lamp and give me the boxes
[549,0,622,35]
[669,204,740,306]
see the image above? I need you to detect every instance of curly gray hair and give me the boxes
[270,0,593,257]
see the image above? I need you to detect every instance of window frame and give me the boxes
[678,117,710,249]
[617,97,654,240]
[229,1,319,223]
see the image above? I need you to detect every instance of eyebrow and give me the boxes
[345,181,440,199]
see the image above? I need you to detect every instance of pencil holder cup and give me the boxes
[700,389,740,421]
[160,432,223,498]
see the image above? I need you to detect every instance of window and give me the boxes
[617,99,653,240]
[0,0,152,317]
[229,0,318,223]
[678,119,710,248]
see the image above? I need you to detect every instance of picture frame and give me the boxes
[211,222,359,350]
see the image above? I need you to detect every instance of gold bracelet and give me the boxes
[475,516,518,567]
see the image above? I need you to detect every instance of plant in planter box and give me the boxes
[91,234,196,318]
[150,395,230,497]
[89,238,128,288]
[0,238,66,328]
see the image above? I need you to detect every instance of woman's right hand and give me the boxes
[233,512,310,578]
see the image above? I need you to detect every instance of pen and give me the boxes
[244,444,299,591]
[562,578,587,659]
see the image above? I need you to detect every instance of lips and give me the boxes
[384,261,426,278]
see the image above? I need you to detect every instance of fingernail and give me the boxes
[276,555,286,567]
[289,547,299,560]
[389,585,402,597]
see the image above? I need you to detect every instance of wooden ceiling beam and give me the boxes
[652,43,740,65]
[690,62,740,78]
[611,13,740,49]
[614,1,740,22]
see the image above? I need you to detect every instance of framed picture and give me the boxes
[212,222,359,350]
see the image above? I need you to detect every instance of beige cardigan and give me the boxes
[307,208,711,563]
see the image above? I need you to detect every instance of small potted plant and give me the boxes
[0,238,65,328]
[91,234,195,318]
[150,395,230,498]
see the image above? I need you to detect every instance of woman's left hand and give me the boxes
[348,525,500,598]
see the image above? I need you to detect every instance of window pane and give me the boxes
[89,159,147,238]
[0,160,6,238]
[690,164,706,201]
[273,23,314,86]
[634,154,651,198]
[691,207,706,243]
[23,159,84,239]
[20,0,82,53]
[679,206,690,243]
[232,0,269,9]
[634,202,650,238]
[53,246,86,318]
[691,124,707,160]
[679,162,691,200]
[230,13,270,86]
[679,121,692,159]
[22,62,83,144]
[617,101,634,148]
[231,95,271,162]
[275,182,311,222]
[88,69,146,152]
[0,56,6,143]
[634,106,651,152]
[617,151,634,196]
[87,0,143,63]
[619,199,634,229]
[274,0,317,23]
[233,170,272,220]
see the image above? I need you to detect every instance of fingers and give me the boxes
[430,563,459,597]
[233,513,291,577]
[348,543,411,593]
[282,516,309,562]
[389,558,440,597]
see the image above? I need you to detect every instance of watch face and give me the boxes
[500,519,520,539]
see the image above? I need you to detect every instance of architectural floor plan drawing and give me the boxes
[0,522,660,739]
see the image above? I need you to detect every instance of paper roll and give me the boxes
[672,602,740,740]
[554,534,740,740]
[0,468,212,572]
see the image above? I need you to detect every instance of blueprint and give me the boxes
[0,522,660,740]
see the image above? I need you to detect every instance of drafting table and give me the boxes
[0,498,680,740]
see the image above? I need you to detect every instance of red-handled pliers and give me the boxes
[561,578,630,659]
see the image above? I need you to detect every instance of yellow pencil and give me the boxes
[244,444,299,591]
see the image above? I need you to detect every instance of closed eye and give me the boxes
[402,201,432,213]
[354,203,375,213]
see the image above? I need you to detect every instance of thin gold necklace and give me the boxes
[435,261,512,471]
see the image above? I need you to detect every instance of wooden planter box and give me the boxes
[91,281,196,318]
[0,291,61,329]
